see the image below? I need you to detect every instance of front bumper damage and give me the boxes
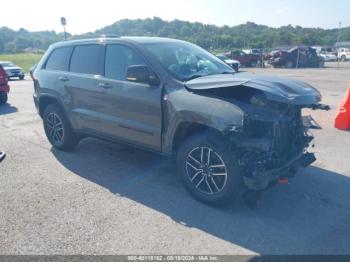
[228,112,317,208]
[242,151,316,191]
[230,106,317,192]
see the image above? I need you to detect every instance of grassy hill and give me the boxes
[0,53,42,73]
[1,18,350,56]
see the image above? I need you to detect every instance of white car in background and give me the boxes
[0,61,25,80]
[338,48,350,62]
[312,46,337,62]
[319,53,338,62]
[216,55,240,72]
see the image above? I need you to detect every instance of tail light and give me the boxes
[30,70,35,81]
[0,67,7,84]
[29,64,38,81]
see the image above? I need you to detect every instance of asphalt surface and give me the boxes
[0,62,350,255]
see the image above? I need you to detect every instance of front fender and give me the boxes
[163,89,244,154]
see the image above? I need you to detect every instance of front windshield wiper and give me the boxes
[185,71,234,81]
[185,74,209,81]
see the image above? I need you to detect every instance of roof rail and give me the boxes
[100,34,120,38]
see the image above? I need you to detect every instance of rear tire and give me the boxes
[341,55,347,62]
[19,76,24,80]
[0,92,8,104]
[43,103,79,151]
[177,132,243,206]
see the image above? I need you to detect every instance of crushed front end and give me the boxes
[235,103,316,191]
[185,73,328,195]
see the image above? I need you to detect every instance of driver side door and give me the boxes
[96,44,163,151]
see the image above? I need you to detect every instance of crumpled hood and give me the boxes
[185,73,322,105]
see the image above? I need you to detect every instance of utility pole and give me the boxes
[337,22,342,44]
[61,17,67,40]
[337,22,342,68]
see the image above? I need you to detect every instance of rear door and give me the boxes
[38,46,73,117]
[95,44,163,151]
[64,44,104,131]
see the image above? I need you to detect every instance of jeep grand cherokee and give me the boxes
[32,36,327,205]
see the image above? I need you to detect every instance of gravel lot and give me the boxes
[0,62,349,255]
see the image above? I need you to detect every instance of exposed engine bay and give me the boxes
[185,75,329,193]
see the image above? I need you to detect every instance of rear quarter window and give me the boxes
[69,45,103,75]
[45,46,72,71]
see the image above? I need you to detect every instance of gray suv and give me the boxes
[33,36,326,206]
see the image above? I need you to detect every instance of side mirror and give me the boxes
[126,65,160,85]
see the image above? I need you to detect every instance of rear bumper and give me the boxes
[7,72,24,78]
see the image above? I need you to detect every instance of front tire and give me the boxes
[43,104,79,151]
[19,76,24,80]
[341,55,347,62]
[0,92,8,104]
[177,132,243,206]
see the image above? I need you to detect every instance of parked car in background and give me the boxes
[0,61,25,80]
[337,48,350,62]
[225,50,259,67]
[313,46,337,62]
[242,49,262,56]
[265,46,293,60]
[216,54,240,72]
[269,46,324,68]
[0,65,10,104]
[33,36,327,206]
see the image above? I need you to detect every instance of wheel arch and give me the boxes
[171,121,225,155]
[38,95,62,118]
[38,95,77,130]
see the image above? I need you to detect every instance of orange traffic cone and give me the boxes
[335,82,350,130]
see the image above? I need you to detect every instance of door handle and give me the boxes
[98,82,113,89]
[58,76,69,82]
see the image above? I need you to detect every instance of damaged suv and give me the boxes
[33,37,327,205]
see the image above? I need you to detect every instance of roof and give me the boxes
[123,36,186,44]
[50,36,186,49]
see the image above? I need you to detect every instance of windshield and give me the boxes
[142,41,234,81]
[0,62,15,67]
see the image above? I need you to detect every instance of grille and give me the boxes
[246,111,304,164]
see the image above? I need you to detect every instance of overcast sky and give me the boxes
[1,0,349,34]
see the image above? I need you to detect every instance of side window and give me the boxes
[105,45,146,81]
[45,46,72,71]
[70,45,103,75]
